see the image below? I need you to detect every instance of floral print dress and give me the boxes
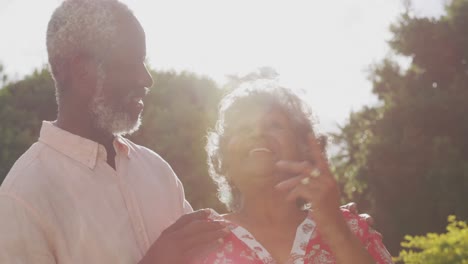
[193,208,393,264]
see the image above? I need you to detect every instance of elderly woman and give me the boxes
[195,82,393,264]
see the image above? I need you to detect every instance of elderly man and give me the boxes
[0,0,228,263]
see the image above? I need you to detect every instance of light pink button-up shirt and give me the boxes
[0,121,193,263]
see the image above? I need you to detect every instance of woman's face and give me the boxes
[223,102,302,189]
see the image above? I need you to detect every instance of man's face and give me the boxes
[89,16,153,136]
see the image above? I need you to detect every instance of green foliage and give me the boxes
[395,216,468,264]
[0,63,8,87]
[331,0,468,254]
[0,69,57,179]
[331,106,382,208]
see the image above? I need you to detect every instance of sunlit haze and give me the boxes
[0,0,445,132]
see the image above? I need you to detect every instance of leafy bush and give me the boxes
[396,215,468,264]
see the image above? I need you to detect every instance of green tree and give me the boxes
[332,0,468,255]
[0,69,57,179]
[0,63,8,87]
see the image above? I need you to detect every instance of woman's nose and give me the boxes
[250,124,266,138]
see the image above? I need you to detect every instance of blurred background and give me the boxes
[1,0,467,262]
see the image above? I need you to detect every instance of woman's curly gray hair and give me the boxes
[206,81,320,211]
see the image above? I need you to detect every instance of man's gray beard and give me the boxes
[89,82,142,136]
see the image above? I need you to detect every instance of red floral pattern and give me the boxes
[192,209,393,264]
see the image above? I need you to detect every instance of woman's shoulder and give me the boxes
[338,207,383,241]
[338,210,393,263]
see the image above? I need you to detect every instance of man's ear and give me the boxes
[68,53,100,98]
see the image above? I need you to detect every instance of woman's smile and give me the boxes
[248,147,272,156]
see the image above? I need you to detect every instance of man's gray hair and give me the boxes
[46,0,133,102]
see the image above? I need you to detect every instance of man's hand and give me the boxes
[139,209,229,264]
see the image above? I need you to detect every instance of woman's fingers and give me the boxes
[274,174,305,191]
[285,178,322,202]
[274,134,340,209]
[275,160,310,175]
[276,168,338,210]
[275,160,321,191]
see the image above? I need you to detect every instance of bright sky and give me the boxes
[0,0,445,132]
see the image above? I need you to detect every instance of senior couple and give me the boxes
[0,0,393,263]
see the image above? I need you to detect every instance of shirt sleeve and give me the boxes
[342,209,394,264]
[0,193,55,263]
[365,226,394,264]
[175,177,193,214]
[155,152,194,215]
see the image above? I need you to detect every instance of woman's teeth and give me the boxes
[249,148,272,156]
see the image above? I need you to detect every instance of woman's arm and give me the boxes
[313,208,390,264]
[275,134,393,263]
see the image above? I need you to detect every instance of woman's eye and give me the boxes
[226,125,248,135]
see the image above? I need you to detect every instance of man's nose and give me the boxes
[139,64,154,88]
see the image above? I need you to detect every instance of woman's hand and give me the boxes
[274,134,375,263]
[274,134,340,211]
[274,133,346,237]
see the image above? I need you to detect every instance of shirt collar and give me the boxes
[114,136,131,158]
[38,121,131,170]
[207,209,316,264]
